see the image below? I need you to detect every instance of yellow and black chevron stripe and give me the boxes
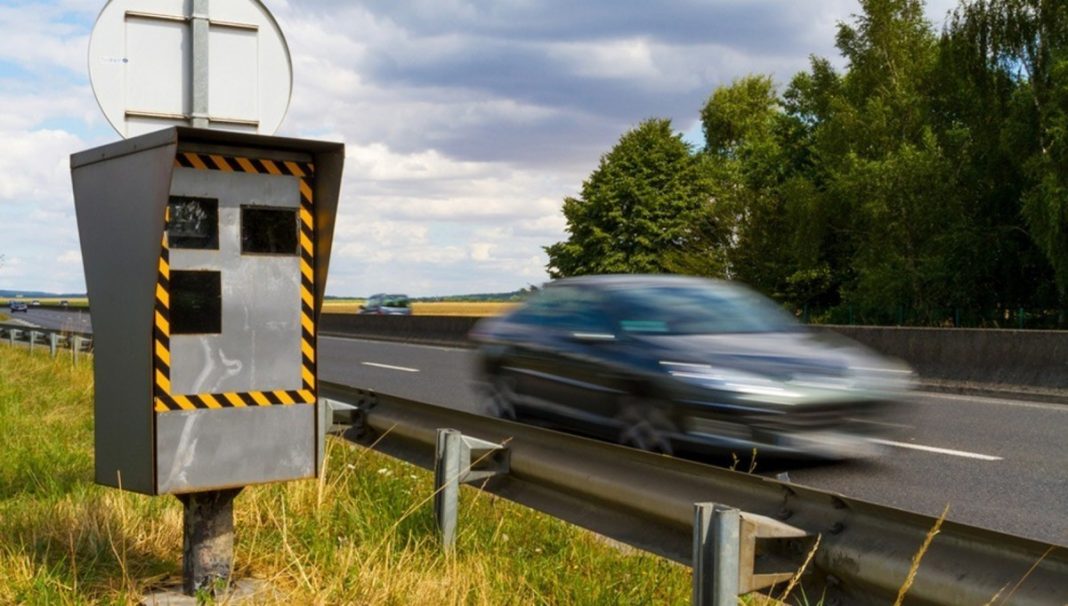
[153,151,318,413]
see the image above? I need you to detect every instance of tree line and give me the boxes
[546,0,1068,326]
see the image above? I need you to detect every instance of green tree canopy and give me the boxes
[545,119,717,278]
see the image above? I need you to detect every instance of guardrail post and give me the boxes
[72,336,79,363]
[435,429,463,550]
[10,329,18,346]
[29,331,37,353]
[693,503,740,606]
[50,333,58,358]
[433,428,510,552]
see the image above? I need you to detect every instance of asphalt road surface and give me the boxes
[5,307,92,333]
[319,336,1068,548]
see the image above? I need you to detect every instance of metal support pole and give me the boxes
[10,329,18,346]
[50,332,57,358]
[178,488,241,596]
[693,503,740,606]
[434,428,463,551]
[72,336,79,363]
[190,0,210,128]
[29,331,36,353]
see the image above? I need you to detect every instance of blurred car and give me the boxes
[358,293,413,316]
[470,275,914,460]
[31,300,40,307]
[9,301,28,313]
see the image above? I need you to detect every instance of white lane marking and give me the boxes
[918,391,1067,412]
[361,362,420,373]
[322,335,461,353]
[871,438,1003,461]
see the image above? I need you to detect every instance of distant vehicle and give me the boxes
[9,301,28,313]
[470,274,914,461]
[358,294,412,316]
[31,300,40,307]
[60,300,69,307]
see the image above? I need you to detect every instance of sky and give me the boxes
[0,0,959,297]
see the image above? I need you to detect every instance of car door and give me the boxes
[515,286,628,433]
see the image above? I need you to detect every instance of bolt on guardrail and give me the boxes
[433,428,510,550]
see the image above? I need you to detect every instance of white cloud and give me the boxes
[0,129,84,204]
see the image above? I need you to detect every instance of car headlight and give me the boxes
[659,361,802,400]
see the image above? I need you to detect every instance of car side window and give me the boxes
[514,287,615,334]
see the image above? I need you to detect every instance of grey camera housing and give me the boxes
[71,127,344,495]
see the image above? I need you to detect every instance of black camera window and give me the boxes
[168,197,219,250]
[170,270,222,334]
[242,207,298,255]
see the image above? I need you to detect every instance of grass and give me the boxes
[0,344,692,604]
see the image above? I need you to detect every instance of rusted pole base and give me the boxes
[177,488,242,596]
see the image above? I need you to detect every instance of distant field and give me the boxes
[1,298,510,316]
[322,300,516,317]
[0,297,89,308]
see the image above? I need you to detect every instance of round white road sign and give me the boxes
[88,0,293,138]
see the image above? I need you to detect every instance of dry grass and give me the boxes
[893,504,949,606]
[0,344,689,604]
[412,302,517,316]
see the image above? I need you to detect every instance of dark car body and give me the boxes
[359,293,412,316]
[469,275,913,460]
[9,301,28,312]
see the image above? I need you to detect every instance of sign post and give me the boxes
[73,1,344,598]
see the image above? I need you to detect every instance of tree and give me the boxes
[545,119,718,278]
[940,0,1067,313]
[699,76,800,299]
[810,0,981,320]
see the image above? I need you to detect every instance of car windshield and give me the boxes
[382,295,409,308]
[611,283,799,335]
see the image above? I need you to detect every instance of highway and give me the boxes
[319,336,1068,547]
[7,307,1066,546]
[5,307,93,333]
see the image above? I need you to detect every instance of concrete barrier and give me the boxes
[320,314,480,347]
[810,325,1068,392]
[321,313,1068,398]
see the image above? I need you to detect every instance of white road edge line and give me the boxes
[871,438,1002,461]
[919,390,1067,412]
[361,362,420,373]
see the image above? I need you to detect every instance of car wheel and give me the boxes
[615,400,677,455]
[483,375,518,420]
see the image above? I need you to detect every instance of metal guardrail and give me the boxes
[0,325,93,359]
[321,380,1068,606]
